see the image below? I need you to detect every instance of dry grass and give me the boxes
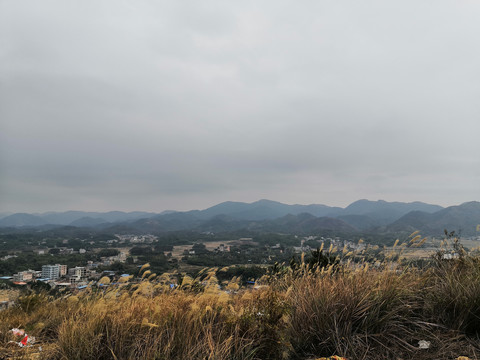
[0,289,20,302]
[1,242,480,359]
[287,267,428,359]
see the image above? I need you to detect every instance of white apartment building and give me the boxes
[41,264,62,280]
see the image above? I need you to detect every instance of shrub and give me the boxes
[287,267,428,359]
[426,255,480,335]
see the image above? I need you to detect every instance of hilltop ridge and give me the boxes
[3,199,479,236]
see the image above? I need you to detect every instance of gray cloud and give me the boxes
[1,0,480,212]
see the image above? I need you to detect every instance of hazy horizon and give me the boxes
[2,1,480,213]
[1,197,472,216]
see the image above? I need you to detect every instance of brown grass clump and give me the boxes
[0,272,291,359]
[287,267,429,359]
[425,254,480,335]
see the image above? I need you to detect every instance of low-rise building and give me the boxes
[12,270,36,282]
[68,266,87,279]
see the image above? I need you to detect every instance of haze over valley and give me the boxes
[1,199,479,237]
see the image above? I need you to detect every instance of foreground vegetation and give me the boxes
[1,237,480,359]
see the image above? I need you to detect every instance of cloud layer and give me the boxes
[1,0,480,212]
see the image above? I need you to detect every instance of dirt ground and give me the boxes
[169,240,243,259]
[0,289,19,302]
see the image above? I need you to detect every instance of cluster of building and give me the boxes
[99,251,128,265]
[215,243,231,253]
[318,237,366,251]
[288,236,367,253]
[8,264,98,287]
[115,234,157,244]
[35,248,87,255]
[1,248,130,289]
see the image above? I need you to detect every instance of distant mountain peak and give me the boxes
[253,199,282,205]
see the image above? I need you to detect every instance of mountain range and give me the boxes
[0,211,158,227]
[1,199,479,236]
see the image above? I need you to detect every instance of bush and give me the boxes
[287,268,427,359]
[426,255,480,335]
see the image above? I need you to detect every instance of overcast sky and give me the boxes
[1,0,480,213]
